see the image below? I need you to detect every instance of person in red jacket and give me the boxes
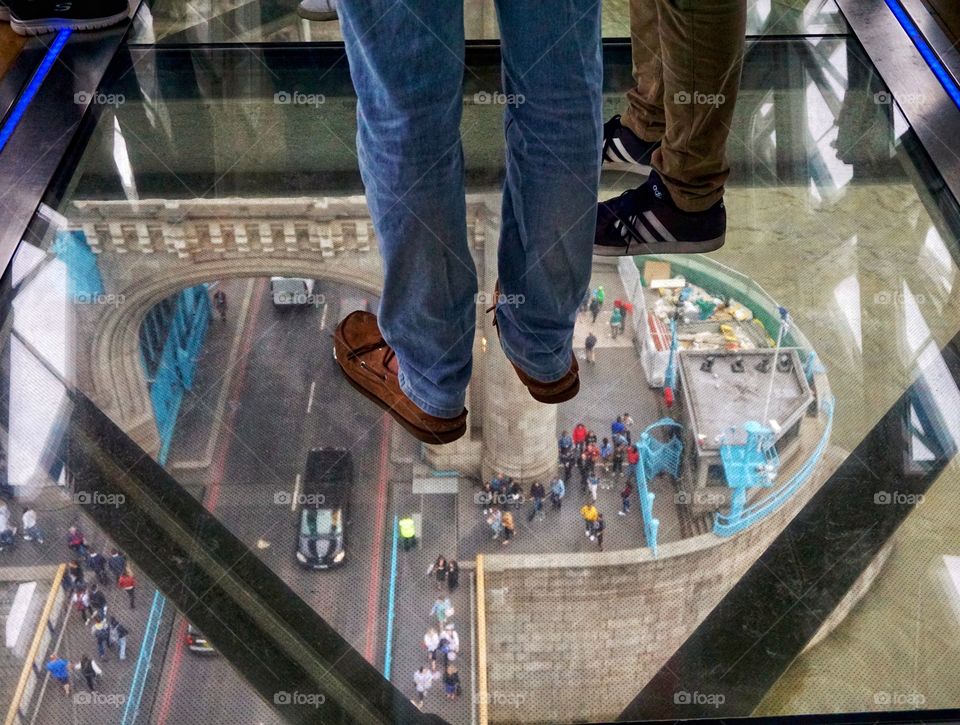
[572,422,588,452]
[626,445,640,481]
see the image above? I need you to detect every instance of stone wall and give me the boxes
[480,445,847,724]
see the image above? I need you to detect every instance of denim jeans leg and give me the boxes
[339,0,476,418]
[492,0,603,383]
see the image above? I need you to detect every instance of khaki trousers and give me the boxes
[622,0,746,211]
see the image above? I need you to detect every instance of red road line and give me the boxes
[155,619,188,725]
[204,278,265,512]
[363,415,392,662]
[156,279,266,724]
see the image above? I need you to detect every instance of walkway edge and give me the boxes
[476,554,488,725]
[4,564,65,725]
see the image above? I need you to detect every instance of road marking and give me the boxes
[291,473,302,512]
[306,380,316,414]
[319,301,329,330]
[172,278,256,470]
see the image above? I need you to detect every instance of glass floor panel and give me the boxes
[2,21,959,725]
[130,0,848,44]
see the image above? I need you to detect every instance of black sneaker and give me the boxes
[601,114,659,175]
[8,0,129,35]
[595,170,726,256]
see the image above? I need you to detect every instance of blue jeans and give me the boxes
[339,0,602,417]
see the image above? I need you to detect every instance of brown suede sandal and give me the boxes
[334,311,467,444]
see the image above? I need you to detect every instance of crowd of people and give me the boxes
[413,554,463,710]
[39,523,139,696]
[475,414,640,551]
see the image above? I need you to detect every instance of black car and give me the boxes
[294,448,352,569]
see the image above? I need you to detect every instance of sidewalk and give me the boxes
[388,453,473,724]
[27,513,163,725]
[458,263,680,559]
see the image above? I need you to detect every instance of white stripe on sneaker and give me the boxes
[612,138,638,165]
[642,211,676,242]
[628,215,658,244]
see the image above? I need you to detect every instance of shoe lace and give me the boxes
[346,339,395,381]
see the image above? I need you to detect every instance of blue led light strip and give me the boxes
[883,0,960,109]
[0,28,72,154]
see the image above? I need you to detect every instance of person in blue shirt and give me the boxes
[612,415,627,439]
[558,430,573,456]
[550,478,565,511]
[46,655,71,694]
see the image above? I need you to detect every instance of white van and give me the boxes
[270,277,315,307]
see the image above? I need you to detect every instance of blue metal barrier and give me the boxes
[140,286,212,464]
[714,397,835,536]
[635,418,685,558]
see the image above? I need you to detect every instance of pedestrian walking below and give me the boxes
[428,555,448,591]
[423,627,441,671]
[91,615,111,658]
[501,510,515,546]
[87,550,109,585]
[398,516,417,551]
[572,423,587,451]
[620,481,633,515]
[550,477,565,510]
[610,306,623,338]
[107,550,126,584]
[581,502,599,538]
[109,616,129,661]
[589,295,601,323]
[444,665,461,700]
[66,526,87,559]
[413,666,433,710]
[447,560,459,592]
[88,584,107,620]
[626,444,640,480]
[488,508,503,540]
[21,508,43,544]
[587,473,599,502]
[585,331,598,364]
[117,569,136,609]
[595,513,606,551]
[430,596,453,627]
[75,655,101,692]
[46,655,71,695]
[528,481,545,521]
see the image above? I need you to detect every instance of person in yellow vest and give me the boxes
[398,516,417,551]
[580,502,599,539]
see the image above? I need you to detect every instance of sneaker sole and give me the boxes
[601,160,651,175]
[593,234,725,257]
[297,8,338,20]
[11,9,128,35]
